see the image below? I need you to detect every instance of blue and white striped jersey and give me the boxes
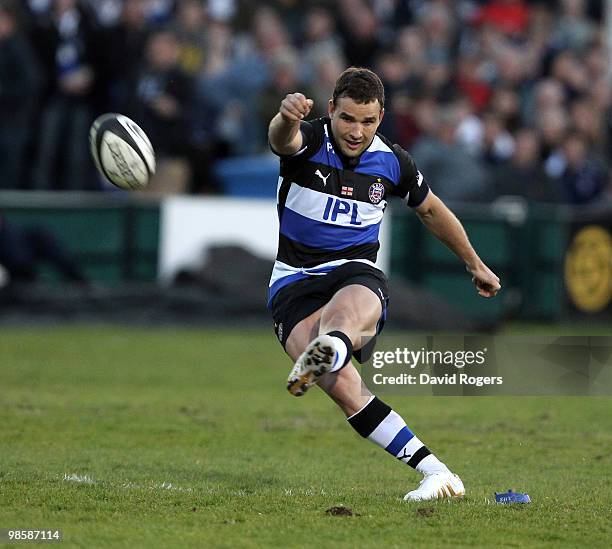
[268,117,430,307]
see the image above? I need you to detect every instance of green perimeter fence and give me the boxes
[0,192,159,284]
[1,192,611,322]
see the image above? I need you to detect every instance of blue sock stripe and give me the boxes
[384,426,415,456]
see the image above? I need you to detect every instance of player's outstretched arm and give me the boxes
[415,192,501,298]
[268,93,314,156]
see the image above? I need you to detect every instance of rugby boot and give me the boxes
[287,335,336,396]
[403,471,465,502]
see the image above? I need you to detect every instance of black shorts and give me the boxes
[270,262,389,363]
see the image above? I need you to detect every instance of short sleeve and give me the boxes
[390,144,430,207]
[269,119,324,159]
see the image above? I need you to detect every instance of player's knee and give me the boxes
[319,308,359,336]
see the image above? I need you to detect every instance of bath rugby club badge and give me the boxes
[368,179,385,204]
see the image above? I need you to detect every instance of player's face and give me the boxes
[328,96,384,157]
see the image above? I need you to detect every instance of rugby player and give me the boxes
[268,67,500,501]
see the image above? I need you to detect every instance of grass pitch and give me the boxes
[1,327,611,548]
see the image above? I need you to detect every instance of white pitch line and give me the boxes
[62,473,193,493]
[63,473,94,484]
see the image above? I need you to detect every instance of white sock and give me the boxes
[348,396,450,473]
[416,453,450,475]
[328,335,349,372]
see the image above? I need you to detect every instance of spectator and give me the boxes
[172,0,209,77]
[493,43,531,90]
[587,77,611,162]
[489,87,521,131]
[418,2,457,65]
[481,110,515,165]
[30,0,101,191]
[188,10,236,191]
[557,133,607,205]
[128,28,195,193]
[95,0,150,114]
[264,0,307,42]
[396,25,428,81]
[375,51,411,142]
[551,0,597,51]
[491,127,561,202]
[307,52,346,120]
[337,0,383,67]
[300,4,345,84]
[411,105,491,202]
[455,53,493,112]
[569,98,607,158]
[538,107,569,173]
[550,49,589,101]
[395,94,438,151]
[523,78,566,127]
[257,50,314,145]
[0,0,42,190]
[86,0,123,27]
[454,97,485,157]
[197,5,292,155]
[0,0,607,202]
[198,16,232,77]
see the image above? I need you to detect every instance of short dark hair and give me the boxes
[332,67,385,109]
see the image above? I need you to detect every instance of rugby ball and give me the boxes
[89,113,155,189]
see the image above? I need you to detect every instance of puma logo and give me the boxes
[397,448,412,463]
[416,170,423,187]
[315,169,330,186]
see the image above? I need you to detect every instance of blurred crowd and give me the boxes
[0,0,610,203]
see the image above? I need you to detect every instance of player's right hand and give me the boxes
[467,264,501,298]
[279,93,314,122]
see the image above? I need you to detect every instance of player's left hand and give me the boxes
[467,264,501,298]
